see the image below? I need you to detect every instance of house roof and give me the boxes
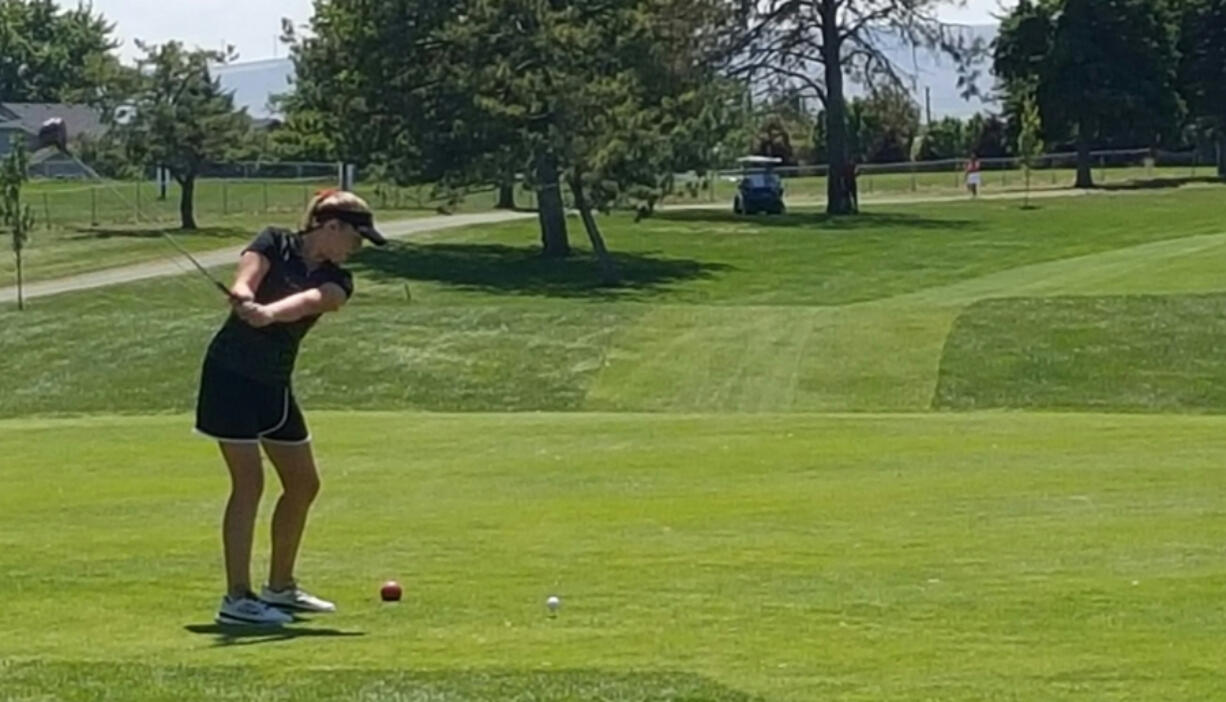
[0,103,105,140]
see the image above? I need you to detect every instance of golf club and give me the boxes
[34,118,240,301]
[157,228,242,301]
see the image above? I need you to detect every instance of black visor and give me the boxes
[315,207,387,246]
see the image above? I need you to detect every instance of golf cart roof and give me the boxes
[736,156,784,166]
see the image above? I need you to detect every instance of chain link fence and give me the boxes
[650,148,1219,206]
[27,161,525,230]
[26,161,342,230]
[25,148,1223,230]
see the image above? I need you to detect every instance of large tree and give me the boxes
[106,42,252,229]
[0,0,120,102]
[1177,0,1226,176]
[964,112,1010,158]
[847,84,920,163]
[282,2,539,224]
[911,116,965,161]
[726,0,976,214]
[439,0,737,277]
[995,0,1182,187]
[754,91,820,165]
[280,3,462,183]
[286,0,740,279]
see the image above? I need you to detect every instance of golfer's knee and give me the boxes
[285,473,320,503]
[229,472,264,501]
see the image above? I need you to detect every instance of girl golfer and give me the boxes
[195,190,386,626]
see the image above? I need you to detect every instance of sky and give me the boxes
[90,0,1017,65]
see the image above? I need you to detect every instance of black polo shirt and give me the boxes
[205,228,354,385]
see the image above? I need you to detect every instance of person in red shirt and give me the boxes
[965,153,982,198]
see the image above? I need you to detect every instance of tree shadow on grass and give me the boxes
[184,623,366,647]
[1097,175,1224,192]
[66,225,246,241]
[649,208,978,231]
[355,241,732,299]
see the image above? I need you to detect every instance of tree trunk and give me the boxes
[568,174,620,286]
[822,1,852,215]
[1075,122,1094,188]
[179,175,198,230]
[535,153,569,258]
[496,181,516,210]
[15,248,23,311]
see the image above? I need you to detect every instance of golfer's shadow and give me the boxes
[184,621,366,647]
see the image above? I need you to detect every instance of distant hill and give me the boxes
[214,24,1000,121]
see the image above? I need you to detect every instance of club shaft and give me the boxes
[161,232,239,300]
[59,140,240,302]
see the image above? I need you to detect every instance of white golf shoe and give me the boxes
[216,592,294,627]
[259,583,337,613]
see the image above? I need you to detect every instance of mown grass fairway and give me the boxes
[4,412,1226,700]
[2,184,1226,700]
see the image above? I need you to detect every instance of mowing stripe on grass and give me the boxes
[585,304,954,413]
[935,293,1226,412]
[885,231,1226,308]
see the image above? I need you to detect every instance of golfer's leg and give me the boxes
[219,442,264,597]
[263,440,321,590]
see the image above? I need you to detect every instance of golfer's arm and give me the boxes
[264,283,348,322]
[232,252,270,300]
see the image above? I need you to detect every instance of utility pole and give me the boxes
[925,87,932,126]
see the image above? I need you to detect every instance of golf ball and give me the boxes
[380,580,403,602]
[546,595,560,611]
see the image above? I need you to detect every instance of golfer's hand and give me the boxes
[234,300,275,328]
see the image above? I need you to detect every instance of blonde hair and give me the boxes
[302,189,373,232]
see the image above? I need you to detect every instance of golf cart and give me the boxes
[733,155,785,215]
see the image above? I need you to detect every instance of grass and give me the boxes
[2,661,753,701]
[689,165,1213,206]
[5,166,1213,289]
[1,178,511,284]
[353,185,1226,308]
[4,183,1226,699]
[4,186,1226,417]
[936,293,1226,413]
[4,411,1226,701]
[0,218,255,284]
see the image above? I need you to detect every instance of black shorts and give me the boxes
[195,359,310,444]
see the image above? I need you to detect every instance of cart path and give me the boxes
[0,210,536,304]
